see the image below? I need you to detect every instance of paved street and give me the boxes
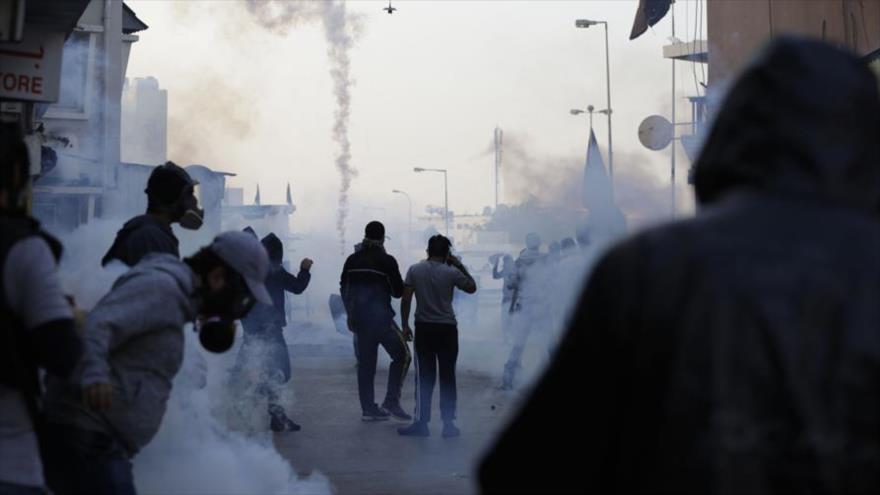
[272,339,526,495]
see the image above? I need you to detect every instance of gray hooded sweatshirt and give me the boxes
[45,253,197,456]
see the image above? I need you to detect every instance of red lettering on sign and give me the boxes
[0,72,45,95]
[2,73,15,91]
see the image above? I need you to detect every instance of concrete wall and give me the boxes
[707,0,880,86]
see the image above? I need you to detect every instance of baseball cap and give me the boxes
[209,231,272,305]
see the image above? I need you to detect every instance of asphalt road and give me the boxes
[272,341,526,495]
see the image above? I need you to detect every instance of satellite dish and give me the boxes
[638,115,673,151]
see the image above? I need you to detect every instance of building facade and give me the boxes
[29,0,148,232]
[707,0,880,86]
[121,76,166,165]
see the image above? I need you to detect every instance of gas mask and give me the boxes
[177,189,204,231]
[197,317,236,353]
[195,272,256,353]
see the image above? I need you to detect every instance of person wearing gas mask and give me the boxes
[340,221,412,422]
[235,232,312,432]
[42,231,270,495]
[0,124,83,495]
[101,161,203,267]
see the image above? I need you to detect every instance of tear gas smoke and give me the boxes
[134,328,332,495]
[485,131,691,229]
[166,75,256,167]
[49,218,331,495]
[245,0,359,255]
[134,331,332,495]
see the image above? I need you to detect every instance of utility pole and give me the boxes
[671,0,677,219]
[494,126,503,208]
[602,21,613,181]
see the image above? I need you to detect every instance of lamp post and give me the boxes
[571,104,598,132]
[575,18,613,181]
[391,189,412,249]
[413,167,448,236]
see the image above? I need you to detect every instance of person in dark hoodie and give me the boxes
[101,162,203,267]
[235,232,312,432]
[480,37,880,494]
[340,221,412,422]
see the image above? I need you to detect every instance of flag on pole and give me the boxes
[582,129,615,212]
[286,182,293,206]
[629,0,672,40]
[254,184,261,206]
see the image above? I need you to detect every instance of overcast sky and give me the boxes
[125,0,706,233]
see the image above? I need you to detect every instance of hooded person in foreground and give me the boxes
[480,37,880,494]
[43,232,271,495]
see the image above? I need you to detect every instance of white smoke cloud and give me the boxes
[51,218,332,494]
[244,0,359,254]
[134,331,332,495]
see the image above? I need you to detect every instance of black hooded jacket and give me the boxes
[339,242,404,330]
[102,215,178,267]
[242,233,310,332]
[480,38,880,494]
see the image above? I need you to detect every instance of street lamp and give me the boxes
[571,104,602,131]
[413,167,448,236]
[576,18,613,181]
[391,189,412,249]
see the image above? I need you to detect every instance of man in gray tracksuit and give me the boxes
[42,232,271,495]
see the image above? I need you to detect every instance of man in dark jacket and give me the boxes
[236,232,312,432]
[340,221,412,421]
[480,38,880,494]
[101,162,203,267]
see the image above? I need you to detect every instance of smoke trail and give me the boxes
[322,1,357,254]
[245,0,358,254]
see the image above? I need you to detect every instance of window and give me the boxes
[44,31,95,119]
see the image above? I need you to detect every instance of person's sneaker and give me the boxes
[442,421,460,438]
[381,402,413,421]
[361,405,391,422]
[270,413,302,432]
[397,422,430,437]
